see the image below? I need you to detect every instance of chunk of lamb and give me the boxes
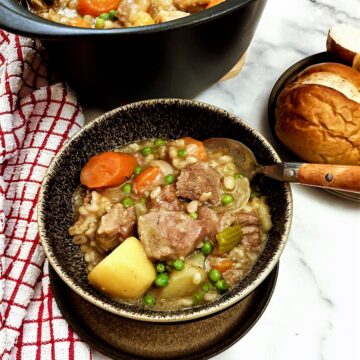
[96,203,136,252]
[138,210,204,261]
[148,184,184,211]
[234,210,261,250]
[206,210,262,286]
[176,162,221,204]
[197,207,235,240]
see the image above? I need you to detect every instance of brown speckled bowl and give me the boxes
[38,99,292,323]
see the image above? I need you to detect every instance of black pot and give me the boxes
[0,0,267,108]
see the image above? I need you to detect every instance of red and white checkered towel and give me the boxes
[0,30,93,359]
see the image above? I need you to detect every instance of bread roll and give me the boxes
[327,24,360,71]
[275,62,360,165]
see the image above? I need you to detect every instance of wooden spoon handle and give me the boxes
[298,164,360,192]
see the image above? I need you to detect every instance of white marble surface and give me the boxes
[89,0,360,358]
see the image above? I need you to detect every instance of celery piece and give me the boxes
[216,225,242,254]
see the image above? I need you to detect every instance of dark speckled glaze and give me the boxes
[49,264,278,359]
[38,99,292,322]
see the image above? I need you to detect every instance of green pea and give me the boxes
[134,165,142,176]
[202,282,211,293]
[99,13,109,20]
[192,291,203,305]
[108,9,117,21]
[215,279,229,292]
[141,147,152,156]
[221,194,234,206]
[122,183,131,194]
[156,263,166,273]
[172,259,185,271]
[122,197,134,208]
[155,273,169,287]
[164,174,175,185]
[235,173,244,179]
[201,241,212,255]
[154,138,165,147]
[143,294,155,306]
[95,18,105,29]
[177,149,187,158]
[208,268,221,282]
[189,212,198,220]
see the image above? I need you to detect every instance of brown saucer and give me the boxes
[50,264,279,360]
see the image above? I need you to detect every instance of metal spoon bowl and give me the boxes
[204,138,360,193]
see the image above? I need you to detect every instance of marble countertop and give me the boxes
[89,0,360,358]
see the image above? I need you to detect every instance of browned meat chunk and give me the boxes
[148,185,184,211]
[138,210,204,261]
[96,203,136,252]
[176,162,221,204]
[197,206,219,240]
[234,211,261,250]
[198,207,236,240]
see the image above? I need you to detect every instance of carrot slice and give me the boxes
[206,0,225,9]
[77,0,120,17]
[182,137,208,161]
[80,152,137,189]
[211,259,233,273]
[133,167,161,194]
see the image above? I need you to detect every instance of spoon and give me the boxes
[203,138,360,193]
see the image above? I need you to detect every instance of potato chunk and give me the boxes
[158,254,206,299]
[88,237,156,299]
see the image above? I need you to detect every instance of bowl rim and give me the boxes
[38,98,293,322]
[1,0,262,39]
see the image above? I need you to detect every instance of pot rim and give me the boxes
[0,0,261,39]
[37,98,293,323]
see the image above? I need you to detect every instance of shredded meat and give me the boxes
[234,211,261,250]
[148,184,184,211]
[138,210,204,261]
[96,203,136,252]
[176,162,221,204]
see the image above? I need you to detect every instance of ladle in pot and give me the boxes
[203,138,360,193]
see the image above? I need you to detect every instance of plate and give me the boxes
[50,264,279,360]
[268,52,360,202]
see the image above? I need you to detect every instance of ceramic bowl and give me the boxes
[38,99,292,322]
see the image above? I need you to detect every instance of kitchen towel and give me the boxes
[0,30,92,359]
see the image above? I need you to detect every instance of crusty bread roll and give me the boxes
[275,62,360,165]
[327,24,360,71]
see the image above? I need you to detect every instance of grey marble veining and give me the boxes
[88,0,360,359]
[197,0,360,358]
